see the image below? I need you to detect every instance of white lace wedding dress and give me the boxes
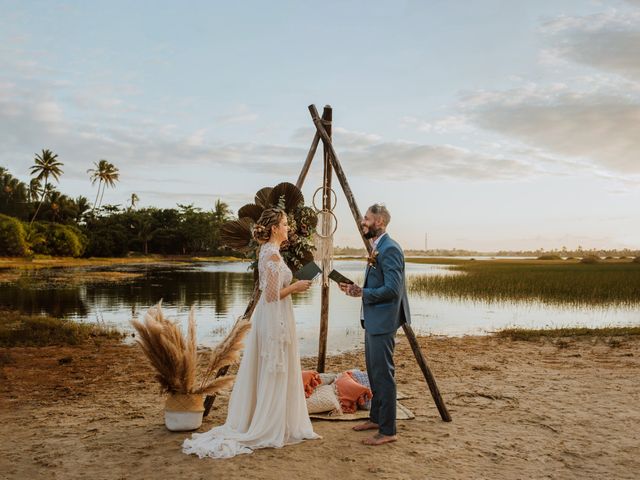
[182,241,319,458]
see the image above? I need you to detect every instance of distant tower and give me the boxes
[424,232,428,252]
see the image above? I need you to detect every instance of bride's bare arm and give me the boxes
[280,279,311,299]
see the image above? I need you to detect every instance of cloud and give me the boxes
[290,126,381,148]
[216,104,258,125]
[400,115,471,134]
[135,190,253,208]
[467,87,640,175]
[340,141,535,181]
[456,8,640,177]
[540,10,640,82]
[291,124,533,181]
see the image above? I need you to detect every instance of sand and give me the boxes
[1,334,638,480]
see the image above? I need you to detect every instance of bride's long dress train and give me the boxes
[182,242,319,458]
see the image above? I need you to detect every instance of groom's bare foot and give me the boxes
[362,433,398,446]
[352,421,379,431]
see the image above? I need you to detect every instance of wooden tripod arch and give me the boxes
[204,104,451,423]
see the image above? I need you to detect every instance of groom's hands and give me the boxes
[339,282,362,297]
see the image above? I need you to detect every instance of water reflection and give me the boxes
[1,260,638,356]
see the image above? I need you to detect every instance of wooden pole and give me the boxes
[308,105,371,251]
[317,105,333,372]
[296,108,332,189]
[204,106,328,416]
[296,132,320,189]
[307,104,452,422]
[203,283,261,417]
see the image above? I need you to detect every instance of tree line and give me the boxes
[0,150,234,257]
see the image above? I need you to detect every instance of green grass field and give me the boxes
[407,259,640,307]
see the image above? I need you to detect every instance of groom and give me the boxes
[339,203,411,446]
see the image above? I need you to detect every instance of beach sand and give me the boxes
[1,334,638,480]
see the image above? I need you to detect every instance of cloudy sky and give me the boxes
[1,0,639,250]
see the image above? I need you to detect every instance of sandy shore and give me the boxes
[1,334,638,480]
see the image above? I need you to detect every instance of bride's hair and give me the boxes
[253,208,285,244]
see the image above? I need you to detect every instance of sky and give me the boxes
[1,0,639,251]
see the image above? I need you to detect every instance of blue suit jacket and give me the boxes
[361,234,411,335]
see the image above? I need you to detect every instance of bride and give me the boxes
[183,208,320,458]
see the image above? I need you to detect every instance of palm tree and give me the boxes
[129,193,139,210]
[88,160,108,211]
[87,160,120,212]
[212,199,232,224]
[28,178,42,203]
[29,149,63,226]
[74,196,90,223]
[98,162,119,208]
[135,219,156,255]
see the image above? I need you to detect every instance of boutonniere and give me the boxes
[367,249,379,268]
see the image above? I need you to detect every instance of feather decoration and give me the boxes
[197,315,252,393]
[131,303,250,397]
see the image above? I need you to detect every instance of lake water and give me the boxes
[2,260,638,356]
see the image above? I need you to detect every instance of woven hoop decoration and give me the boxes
[314,209,338,239]
[165,393,205,413]
[312,186,337,212]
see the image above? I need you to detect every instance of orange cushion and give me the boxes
[301,370,322,398]
[334,371,373,414]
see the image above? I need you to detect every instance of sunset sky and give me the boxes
[1,1,639,250]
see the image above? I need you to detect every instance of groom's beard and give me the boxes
[363,226,381,239]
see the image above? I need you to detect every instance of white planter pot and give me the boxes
[164,410,204,432]
[164,393,204,432]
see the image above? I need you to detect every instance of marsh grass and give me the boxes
[0,254,246,271]
[0,311,123,347]
[408,260,640,307]
[494,325,640,341]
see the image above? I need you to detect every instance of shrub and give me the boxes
[633,257,640,264]
[580,255,601,264]
[84,223,129,257]
[0,214,30,256]
[31,222,87,257]
[537,254,561,260]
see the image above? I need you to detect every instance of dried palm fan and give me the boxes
[254,187,273,209]
[268,182,304,213]
[237,203,263,222]
[220,217,254,251]
[131,303,251,397]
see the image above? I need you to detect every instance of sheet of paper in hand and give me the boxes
[328,269,354,285]
[294,261,323,281]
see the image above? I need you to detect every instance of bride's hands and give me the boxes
[291,280,312,293]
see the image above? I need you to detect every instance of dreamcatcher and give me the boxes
[312,184,337,286]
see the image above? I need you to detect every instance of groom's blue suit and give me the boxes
[361,233,411,436]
